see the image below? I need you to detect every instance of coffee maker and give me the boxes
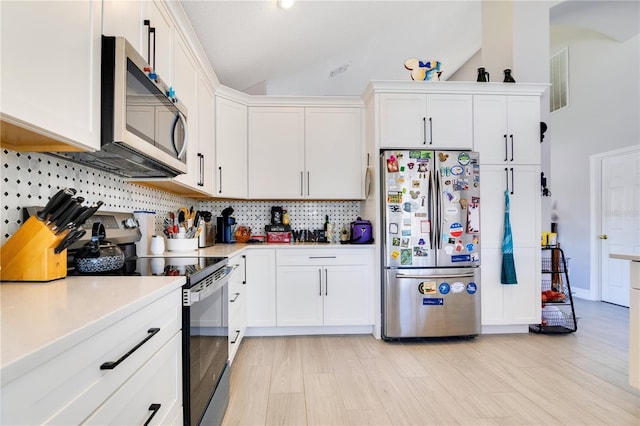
[216,206,236,243]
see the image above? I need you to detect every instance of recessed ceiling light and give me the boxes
[278,0,295,9]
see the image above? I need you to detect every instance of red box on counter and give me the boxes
[266,232,291,243]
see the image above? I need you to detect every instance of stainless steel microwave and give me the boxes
[50,36,188,178]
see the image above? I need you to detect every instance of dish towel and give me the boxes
[501,190,518,284]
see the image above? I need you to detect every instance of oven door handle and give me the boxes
[183,265,235,306]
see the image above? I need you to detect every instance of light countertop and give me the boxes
[154,241,375,258]
[609,253,640,262]
[0,275,184,385]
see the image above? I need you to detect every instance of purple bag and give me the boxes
[350,218,373,244]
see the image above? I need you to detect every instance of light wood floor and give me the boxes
[222,299,639,425]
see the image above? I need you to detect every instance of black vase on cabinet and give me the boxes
[503,68,516,83]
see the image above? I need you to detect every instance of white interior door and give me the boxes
[600,148,640,307]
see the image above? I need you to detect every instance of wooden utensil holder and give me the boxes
[0,216,68,282]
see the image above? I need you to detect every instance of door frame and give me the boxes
[590,145,640,301]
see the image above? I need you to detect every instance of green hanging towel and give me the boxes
[501,190,518,284]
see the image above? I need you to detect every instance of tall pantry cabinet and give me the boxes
[364,81,547,333]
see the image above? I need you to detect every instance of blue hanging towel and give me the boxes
[501,190,518,284]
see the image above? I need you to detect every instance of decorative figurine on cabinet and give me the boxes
[404,58,442,81]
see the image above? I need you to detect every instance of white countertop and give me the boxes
[0,275,184,385]
[156,241,374,258]
[609,253,640,262]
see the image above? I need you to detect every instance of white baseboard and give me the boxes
[571,287,594,300]
[245,325,374,337]
[481,324,529,334]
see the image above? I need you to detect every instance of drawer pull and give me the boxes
[100,327,160,370]
[230,330,241,344]
[230,292,240,303]
[309,256,337,259]
[144,403,161,426]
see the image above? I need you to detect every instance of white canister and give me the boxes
[150,235,165,255]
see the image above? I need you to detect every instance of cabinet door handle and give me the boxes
[309,256,336,259]
[200,153,205,186]
[300,171,304,196]
[510,135,514,161]
[428,117,433,145]
[503,134,508,161]
[307,171,310,196]
[218,166,222,193]
[230,330,241,344]
[505,167,510,193]
[144,403,161,426]
[325,269,328,295]
[242,254,247,284]
[510,167,515,195]
[100,328,160,370]
[319,269,322,296]
[422,117,427,144]
[230,292,240,303]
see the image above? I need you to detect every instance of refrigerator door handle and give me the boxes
[396,272,476,279]
[428,170,435,250]
[436,168,443,249]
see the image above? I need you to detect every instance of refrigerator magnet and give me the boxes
[387,156,399,172]
[401,238,410,248]
[410,190,420,199]
[391,250,400,259]
[458,152,471,165]
[389,223,399,234]
[418,281,436,294]
[392,237,401,246]
[451,165,464,176]
[413,247,428,257]
[420,220,430,233]
[400,249,412,265]
[451,282,465,293]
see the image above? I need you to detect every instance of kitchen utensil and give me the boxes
[74,223,125,273]
[37,188,75,222]
[54,229,86,254]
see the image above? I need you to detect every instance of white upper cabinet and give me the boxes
[247,106,364,200]
[171,35,199,189]
[473,95,541,165]
[215,96,248,199]
[305,108,363,199]
[248,107,305,199]
[103,0,174,85]
[378,93,473,149]
[197,76,216,196]
[0,0,102,151]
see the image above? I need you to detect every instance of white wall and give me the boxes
[550,26,639,293]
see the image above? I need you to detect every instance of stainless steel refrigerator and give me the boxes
[381,149,481,339]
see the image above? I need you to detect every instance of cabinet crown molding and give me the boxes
[362,81,549,103]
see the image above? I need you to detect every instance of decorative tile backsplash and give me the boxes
[1,149,361,243]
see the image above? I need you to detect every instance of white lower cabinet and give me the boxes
[82,333,182,425]
[0,289,182,425]
[228,253,247,363]
[276,249,371,327]
[480,247,541,325]
[245,249,277,327]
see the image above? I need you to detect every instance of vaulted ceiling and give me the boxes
[180,0,639,97]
